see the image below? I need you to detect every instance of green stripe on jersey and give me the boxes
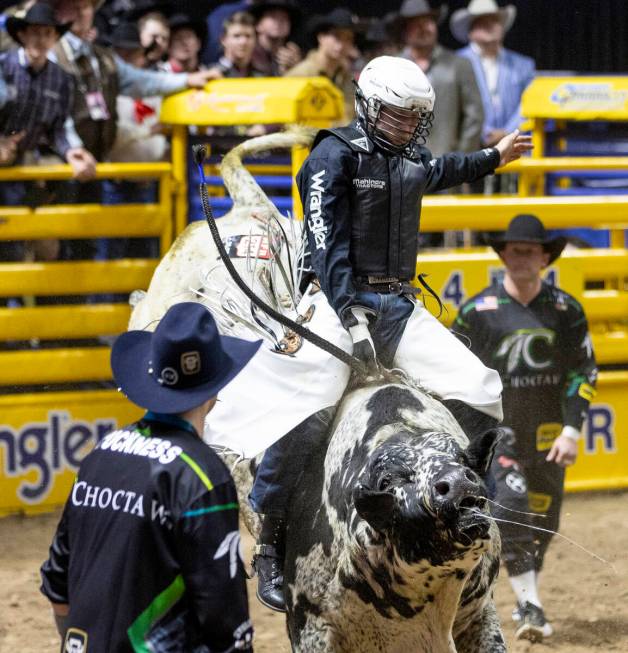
[179,452,214,491]
[127,574,185,652]
[182,502,239,518]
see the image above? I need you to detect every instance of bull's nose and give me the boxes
[431,466,484,512]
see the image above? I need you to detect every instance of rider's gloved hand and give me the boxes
[343,306,379,376]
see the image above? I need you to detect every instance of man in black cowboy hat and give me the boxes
[453,214,598,643]
[164,13,207,73]
[41,302,259,652]
[284,8,358,120]
[0,2,96,273]
[0,2,95,176]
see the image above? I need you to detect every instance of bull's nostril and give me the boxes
[434,481,450,496]
[464,469,476,482]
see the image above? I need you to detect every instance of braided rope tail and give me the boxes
[193,144,368,379]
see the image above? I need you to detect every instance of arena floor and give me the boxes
[1,492,626,652]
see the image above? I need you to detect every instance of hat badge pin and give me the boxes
[159,367,179,386]
[181,351,201,375]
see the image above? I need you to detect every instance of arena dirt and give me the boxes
[1,492,626,652]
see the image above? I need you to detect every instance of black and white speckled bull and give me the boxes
[283,381,505,653]
[127,129,505,651]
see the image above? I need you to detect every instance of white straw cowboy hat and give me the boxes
[450,0,516,44]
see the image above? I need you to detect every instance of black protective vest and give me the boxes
[317,125,428,282]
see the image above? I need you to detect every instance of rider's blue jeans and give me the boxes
[248,293,415,518]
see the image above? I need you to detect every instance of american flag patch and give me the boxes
[475,296,498,311]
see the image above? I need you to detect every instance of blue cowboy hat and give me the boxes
[111,302,261,413]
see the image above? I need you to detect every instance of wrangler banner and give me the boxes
[0,390,142,516]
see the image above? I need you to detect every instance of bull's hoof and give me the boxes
[253,546,287,613]
[515,602,553,642]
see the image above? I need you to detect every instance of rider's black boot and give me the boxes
[253,515,286,612]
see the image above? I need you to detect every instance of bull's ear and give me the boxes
[466,427,502,476]
[353,484,395,532]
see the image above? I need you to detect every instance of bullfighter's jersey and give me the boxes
[40,412,253,653]
[453,280,597,458]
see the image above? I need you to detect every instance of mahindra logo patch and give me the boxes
[353,178,386,190]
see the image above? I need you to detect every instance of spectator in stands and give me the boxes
[0,2,96,270]
[358,13,401,63]
[452,0,535,149]
[284,8,358,122]
[163,13,207,74]
[206,11,266,141]
[48,0,218,258]
[136,7,170,69]
[209,10,261,78]
[452,0,535,201]
[103,22,164,270]
[396,0,484,158]
[249,0,302,76]
[201,0,254,66]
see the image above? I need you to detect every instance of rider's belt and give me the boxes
[356,276,420,295]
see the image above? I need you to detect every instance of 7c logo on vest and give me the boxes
[308,169,327,250]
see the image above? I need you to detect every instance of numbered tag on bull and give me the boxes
[223,235,271,260]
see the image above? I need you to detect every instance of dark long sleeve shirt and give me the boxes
[297,127,500,322]
[453,281,598,456]
[41,413,253,653]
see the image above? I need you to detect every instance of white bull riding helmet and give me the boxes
[355,55,435,155]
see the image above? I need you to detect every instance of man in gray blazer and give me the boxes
[397,0,484,158]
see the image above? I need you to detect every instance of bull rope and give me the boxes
[193,144,370,379]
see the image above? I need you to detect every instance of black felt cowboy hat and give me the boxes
[308,8,358,38]
[168,13,208,48]
[111,302,261,414]
[109,22,143,50]
[6,3,71,45]
[249,0,302,26]
[489,214,567,265]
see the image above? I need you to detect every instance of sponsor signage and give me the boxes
[0,390,142,516]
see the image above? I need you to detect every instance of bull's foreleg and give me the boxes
[453,601,506,653]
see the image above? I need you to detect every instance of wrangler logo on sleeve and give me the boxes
[308,169,327,250]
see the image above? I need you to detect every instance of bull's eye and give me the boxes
[378,476,392,491]
[464,469,477,482]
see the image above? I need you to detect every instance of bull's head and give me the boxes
[352,428,500,565]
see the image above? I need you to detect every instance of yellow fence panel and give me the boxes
[0,204,166,240]
[0,305,131,340]
[0,348,110,386]
[584,291,628,322]
[522,77,628,121]
[0,260,157,296]
[161,77,344,127]
[566,371,628,491]
[0,390,142,516]
[420,195,628,231]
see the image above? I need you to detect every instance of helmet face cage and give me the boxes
[356,87,433,156]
